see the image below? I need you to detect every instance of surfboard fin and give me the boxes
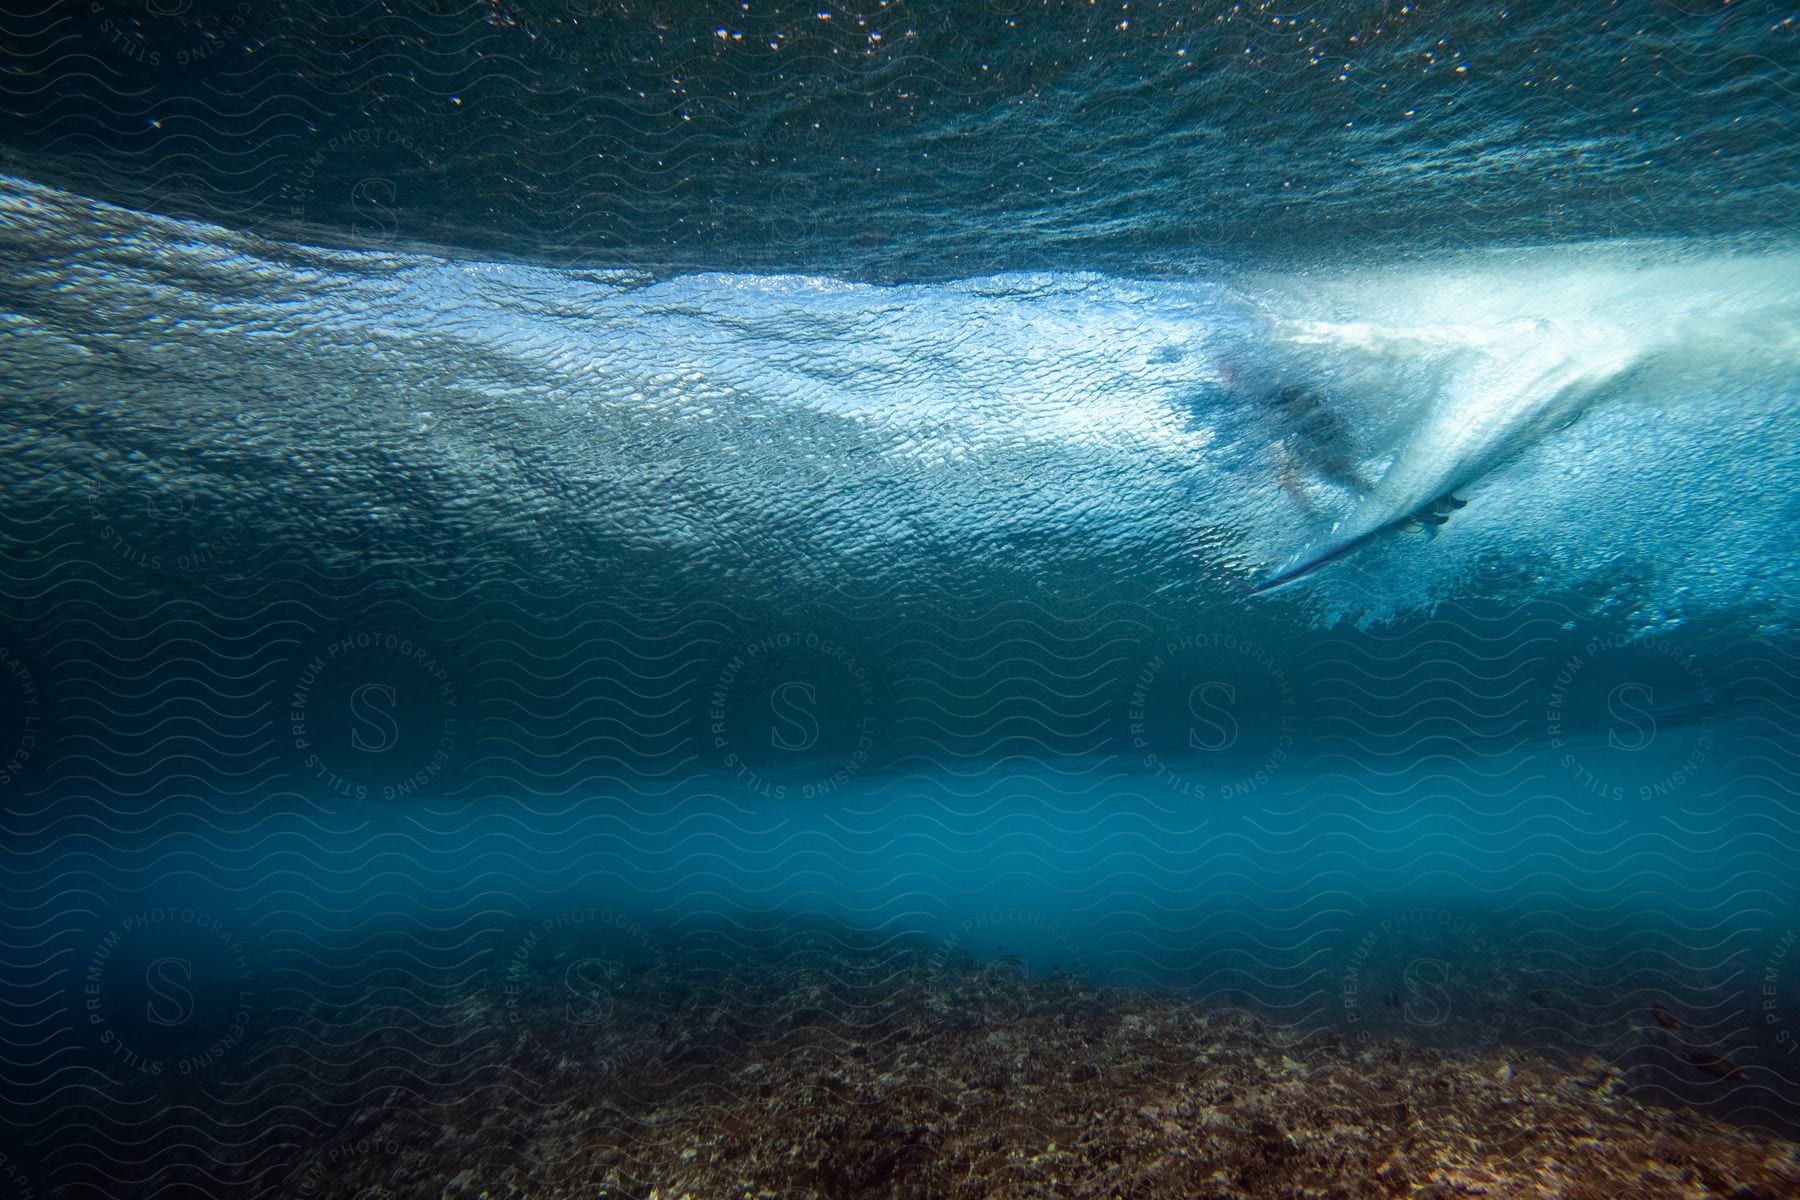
[1405,492,1466,533]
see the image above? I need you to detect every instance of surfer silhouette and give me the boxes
[1248,378,1468,592]
[1262,382,1371,513]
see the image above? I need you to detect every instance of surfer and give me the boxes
[1263,382,1371,514]
[1231,376,1457,592]
[1259,380,1470,539]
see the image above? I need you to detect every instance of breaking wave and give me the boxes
[3,174,1795,632]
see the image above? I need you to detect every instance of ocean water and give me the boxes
[1,2,1799,1195]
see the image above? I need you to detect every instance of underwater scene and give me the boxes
[2,1,1799,1197]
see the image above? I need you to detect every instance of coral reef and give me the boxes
[163,921,1800,1198]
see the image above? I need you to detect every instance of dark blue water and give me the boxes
[2,2,1799,1195]
[6,0,1796,275]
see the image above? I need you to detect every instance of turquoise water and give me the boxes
[1,2,1798,1194]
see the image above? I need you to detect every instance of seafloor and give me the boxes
[110,919,1800,1199]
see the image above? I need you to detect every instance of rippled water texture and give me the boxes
[2,3,1799,1198]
